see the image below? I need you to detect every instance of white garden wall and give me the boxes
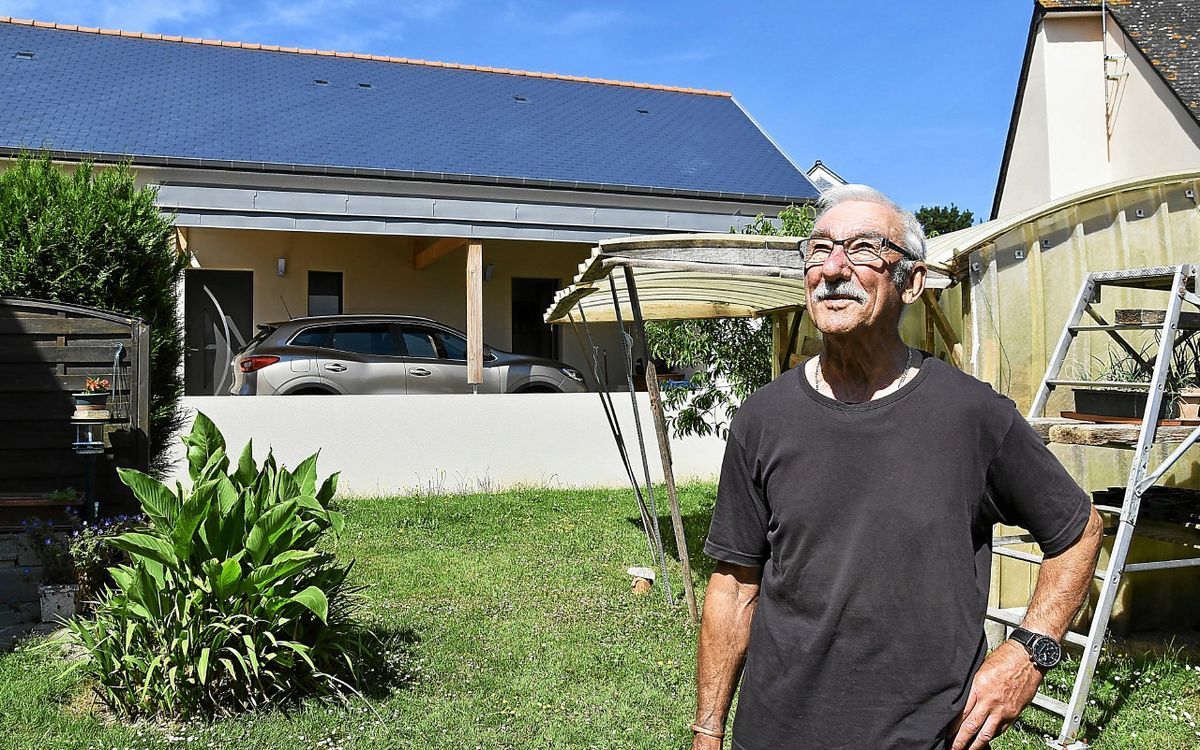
[171,394,726,496]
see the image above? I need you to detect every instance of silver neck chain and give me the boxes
[816,346,914,400]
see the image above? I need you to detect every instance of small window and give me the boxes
[308,271,342,316]
[290,326,332,348]
[328,324,398,356]
[399,328,439,359]
[435,331,468,361]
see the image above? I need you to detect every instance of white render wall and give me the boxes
[171,394,726,495]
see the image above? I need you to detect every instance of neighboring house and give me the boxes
[804,160,848,192]
[993,0,1200,218]
[0,16,818,395]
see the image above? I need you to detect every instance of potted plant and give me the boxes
[1072,346,1171,420]
[68,513,143,612]
[1171,338,1200,421]
[23,517,79,622]
[73,377,111,412]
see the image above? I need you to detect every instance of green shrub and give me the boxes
[66,413,369,719]
[0,152,186,474]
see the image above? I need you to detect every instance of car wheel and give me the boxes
[287,387,334,395]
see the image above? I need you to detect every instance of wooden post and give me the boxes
[921,289,964,369]
[466,241,483,387]
[924,291,937,354]
[622,265,699,623]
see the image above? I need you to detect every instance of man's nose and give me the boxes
[819,245,854,278]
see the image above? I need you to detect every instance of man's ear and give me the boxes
[901,263,927,305]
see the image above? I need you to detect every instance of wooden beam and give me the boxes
[414,237,466,270]
[922,290,963,369]
[466,242,483,386]
[174,226,189,256]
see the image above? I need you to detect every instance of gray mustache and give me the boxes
[813,279,868,303]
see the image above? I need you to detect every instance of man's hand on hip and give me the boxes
[951,640,1043,750]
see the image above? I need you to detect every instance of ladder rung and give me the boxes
[993,547,1108,581]
[1031,691,1070,716]
[1046,379,1152,390]
[1090,266,1185,287]
[1070,323,1200,332]
[1124,557,1200,573]
[992,533,1037,546]
[985,607,1089,648]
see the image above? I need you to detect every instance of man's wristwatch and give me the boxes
[1009,627,1063,669]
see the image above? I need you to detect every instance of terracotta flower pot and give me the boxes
[1178,388,1200,421]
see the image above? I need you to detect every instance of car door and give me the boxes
[431,328,504,393]
[315,323,407,394]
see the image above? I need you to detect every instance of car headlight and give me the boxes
[560,367,585,383]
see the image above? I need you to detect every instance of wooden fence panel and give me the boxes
[0,297,150,514]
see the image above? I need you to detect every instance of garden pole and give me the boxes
[622,265,698,624]
[609,272,673,606]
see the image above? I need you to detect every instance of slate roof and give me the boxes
[0,18,818,203]
[1038,0,1200,123]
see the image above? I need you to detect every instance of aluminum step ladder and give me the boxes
[993,264,1200,749]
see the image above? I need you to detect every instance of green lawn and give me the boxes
[0,484,1197,749]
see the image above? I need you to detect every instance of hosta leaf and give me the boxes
[171,481,215,561]
[108,532,180,570]
[248,550,320,589]
[117,468,178,527]
[316,473,339,505]
[291,452,320,497]
[234,439,256,487]
[182,412,226,481]
[289,586,328,623]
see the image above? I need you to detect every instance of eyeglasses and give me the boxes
[800,234,910,268]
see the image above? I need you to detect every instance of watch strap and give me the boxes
[1010,627,1038,650]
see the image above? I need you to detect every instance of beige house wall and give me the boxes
[997,13,1200,218]
[186,227,626,383]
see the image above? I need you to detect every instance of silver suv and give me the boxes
[230,315,588,395]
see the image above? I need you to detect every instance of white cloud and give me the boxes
[546,8,624,36]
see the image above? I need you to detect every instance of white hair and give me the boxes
[814,184,926,290]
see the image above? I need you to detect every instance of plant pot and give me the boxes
[73,390,110,408]
[1072,389,1177,420]
[1178,388,1200,421]
[38,583,79,622]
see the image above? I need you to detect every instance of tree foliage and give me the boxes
[0,153,186,474]
[645,205,814,439]
[915,203,974,238]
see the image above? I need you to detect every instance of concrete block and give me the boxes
[0,537,18,564]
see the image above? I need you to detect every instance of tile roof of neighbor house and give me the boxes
[0,17,818,203]
[1037,0,1200,123]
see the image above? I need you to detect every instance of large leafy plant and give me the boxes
[67,413,367,719]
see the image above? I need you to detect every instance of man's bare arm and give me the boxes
[692,562,762,750]
[952,506,1105,750]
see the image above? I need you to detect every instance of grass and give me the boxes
[0,483,1197,749]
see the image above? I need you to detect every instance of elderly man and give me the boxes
[691,185,1103,750]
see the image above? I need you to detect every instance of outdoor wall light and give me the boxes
[277,257,287,277]
[483,263,495,282]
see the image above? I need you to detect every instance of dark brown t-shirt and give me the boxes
[704,352,1091,750]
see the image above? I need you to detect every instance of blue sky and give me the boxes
[1,1,1034,219]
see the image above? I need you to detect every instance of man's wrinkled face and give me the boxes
[805,200,911,338]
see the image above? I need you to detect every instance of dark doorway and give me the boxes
[511,277,559,359]
[184,270,253,396]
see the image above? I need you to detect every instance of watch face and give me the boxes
[1032,638,1062,668]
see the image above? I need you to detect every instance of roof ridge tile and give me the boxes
[0,15,730,96]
